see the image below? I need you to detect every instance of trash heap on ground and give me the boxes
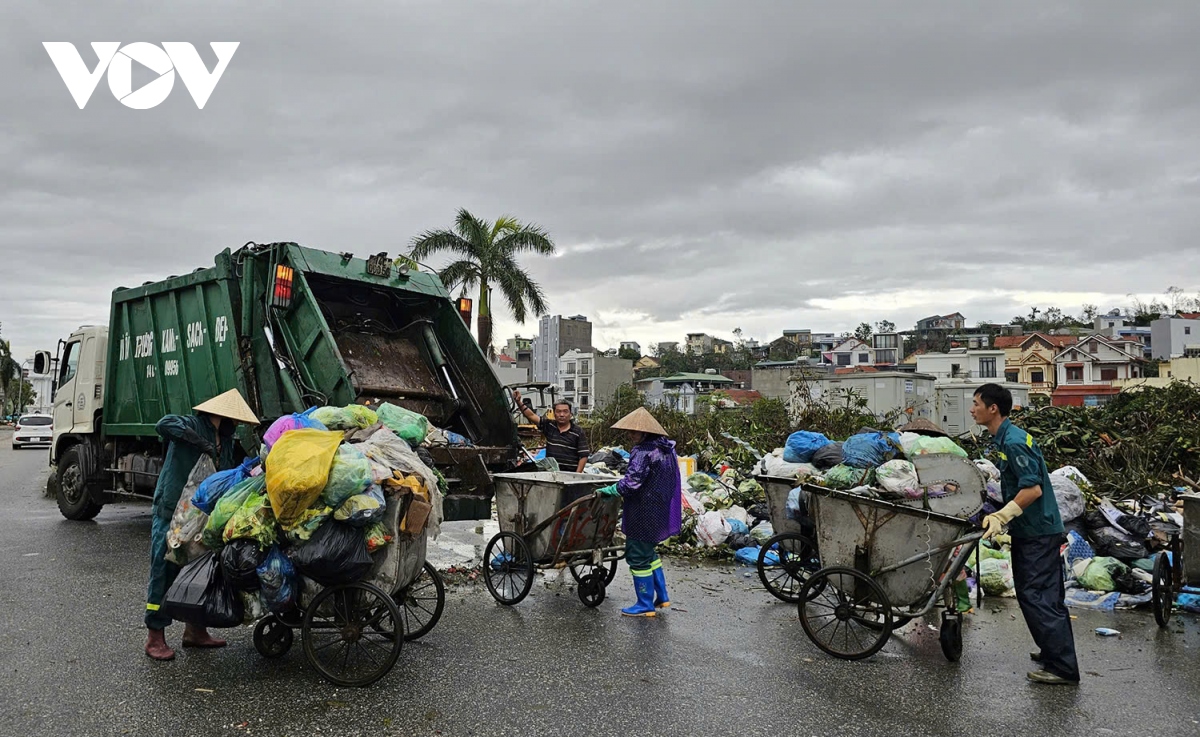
[161,402,446,628]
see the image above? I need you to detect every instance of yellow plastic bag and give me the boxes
[266,429,344,525]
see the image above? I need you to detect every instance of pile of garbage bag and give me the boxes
[581,446,630,477]
[162,402,444,628]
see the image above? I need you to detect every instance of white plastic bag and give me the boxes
[974,458,1001,482]
[681,489,706,516]
[696,511,732,548]
[1049,470,1086,523]
[875,460,919,496]
[750,521,775,544]
[979,558,1016,597]
[755,450,818,480]
[722,505,751,528]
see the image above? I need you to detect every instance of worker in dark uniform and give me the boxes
[144,389,259,661]
[512,391,589,472]
[970,383,1079,685]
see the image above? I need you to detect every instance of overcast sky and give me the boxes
[4,2,1200,362]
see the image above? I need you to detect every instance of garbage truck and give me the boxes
[38,241,522,521]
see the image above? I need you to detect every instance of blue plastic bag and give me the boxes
[192,456,260,514]
[783,431,831,464]
[256,545,297,615]
[841,432,902,468]
[734,546,780,566]
[727,518,749,535]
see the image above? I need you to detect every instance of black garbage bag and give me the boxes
[291,521,373,586]
[220,539,266,591]
[726,532,755,550]
[1088,526,1148,561]
[811,442,844,471]
[1082,511,1109,530]
[415,446,436,470]
[1112,568,1151,596]
[161,551,244,628]
[747,503,771,524]
[1116,514,1151,540]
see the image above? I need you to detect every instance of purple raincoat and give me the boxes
[617,436,683,543]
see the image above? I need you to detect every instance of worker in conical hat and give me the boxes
[596,407,681,617]
[144,388,260,661]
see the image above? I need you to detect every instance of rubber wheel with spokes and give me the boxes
[484,531,535,606]
[396,562,445,641]
[56,446,103,521]
[253,616,294,658]
[578,572,607,608]
[302,581,403,688]
[1152,550,1174,628]
[798,567,893,661]
[757,533,821,603]
[569,558,618,586]
[939,612,963,662]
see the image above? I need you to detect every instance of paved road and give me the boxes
[2,440,1199,737]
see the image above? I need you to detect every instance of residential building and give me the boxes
[635,372,735,415]
[781,330,812,348]
[686,333,718,354]
[824,338,875,368]
[1051,334,1144,407]
[490,353,529,386]
[1114,357,1200,391]
[711,337,734,354]
[1094,311,1133,333]
[811,333,839,355]
[916,313,967,338]
[915,349,1005,380]
[656,341,680,354]
[1104,326,1152,359]
[505,335,534,372]
[633,356,660,371]
[787,371,936,427]
[947,331,993,349]
[994,332,1077,395]
[619,341,641,355]
[1150,315,1200,360]
[532,314,592,383]
[722,369,753,389]
[557,349,632,415]
[871,332,904,365]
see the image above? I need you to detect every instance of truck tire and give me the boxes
[57,446,104,521]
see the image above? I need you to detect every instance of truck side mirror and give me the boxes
[33,351,51,375]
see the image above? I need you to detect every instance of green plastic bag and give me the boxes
[311,404,379,431]
[1078,556,1127,592]
[202,475,264,549]
[977,544,1010,562]
[822,464,875,490]
[376,403,429,445]
[979,557,1014,595]
[223,490,277,548]
[907,436,968,458]
[321,444,373,509]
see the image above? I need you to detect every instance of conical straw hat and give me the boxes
[898,417,948,437]
[193,389,259,425]
[611,407,667,436]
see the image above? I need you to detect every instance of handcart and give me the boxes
[485,471,622,607]
[754,475,821,602]
[250,486,444,687]
[795,454,987,662]
[1152,493,1200,626]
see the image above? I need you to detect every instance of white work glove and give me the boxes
[981,501,1023,540]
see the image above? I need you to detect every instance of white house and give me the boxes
[1150,314,1200,360]
[824,338,875,368]
[1054,335,1144,386]
[914,348,1004,380]
[634,372,735,415]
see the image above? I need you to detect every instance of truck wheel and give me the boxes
[57,446,103,521]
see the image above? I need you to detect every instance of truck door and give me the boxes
[52,339,81,436]
[73,335,98,429]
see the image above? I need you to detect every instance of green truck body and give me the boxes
[47,242,520,520]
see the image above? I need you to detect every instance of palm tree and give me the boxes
[409,208,556,351]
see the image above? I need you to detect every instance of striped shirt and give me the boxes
[538,418,589,470]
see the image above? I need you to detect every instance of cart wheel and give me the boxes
[253,616,293,659]
[1152,550,1174,628]
[939,612,963,662]
[396,562,446,641]
[302,581,402,688]
[578,572,607,608]
[798,567,893,661]
[484,531,535,606]
[569,558,618,586]
[757,533,821,603]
